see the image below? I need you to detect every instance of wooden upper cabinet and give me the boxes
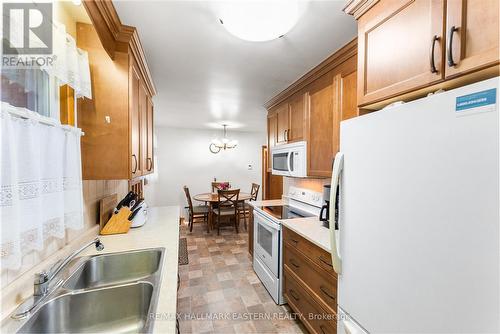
[146,96,154,173]
[267,113,277,170]
[288,93,306,142]
[306,72,336,177]
[77,20,155,180]
[357,0,445,106]
[275,103,289,144]
[340,70,358,121]
[139,81,148,177]
[445,0,500,78]
[130,63,142,178]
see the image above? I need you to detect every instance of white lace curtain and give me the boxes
[44,22,92,99]
[0,104,84,270]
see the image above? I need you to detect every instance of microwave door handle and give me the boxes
[286,151,292,175]
[329,152,344,275]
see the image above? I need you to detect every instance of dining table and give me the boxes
[193,192,253,230]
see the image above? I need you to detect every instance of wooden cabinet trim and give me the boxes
[82,0,157,97]
[265,39,357,110]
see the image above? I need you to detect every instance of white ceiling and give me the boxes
[114,1,357,132]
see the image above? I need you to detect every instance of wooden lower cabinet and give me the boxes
[283,226,337,333]
[284,267,337,334]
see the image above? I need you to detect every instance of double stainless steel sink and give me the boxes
[12,248,165,333]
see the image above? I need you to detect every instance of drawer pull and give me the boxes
[290,238,299,244]
[290,259,300,268]
[289,289,300,301]
[319,285,335,300]
[319,324,328,334]
[319,255,333,267]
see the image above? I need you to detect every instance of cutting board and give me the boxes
[99,194,117,232]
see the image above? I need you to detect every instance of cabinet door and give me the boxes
[130,65,141,178]
[445,0,499,78]
[307,73,337,177]
[146,96,154,173]
[340,70,358,121]
[357,0,445,106]
[139,83,148,176]
[267,113,277,171]
[276,103,289,144]
[288,93,306,142]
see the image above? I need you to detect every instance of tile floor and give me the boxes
[177,221,306,333]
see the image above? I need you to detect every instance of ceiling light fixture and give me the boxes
[219,1,300,42]
[210,124,238,154]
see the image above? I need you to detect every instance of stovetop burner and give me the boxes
[259,205,316,220]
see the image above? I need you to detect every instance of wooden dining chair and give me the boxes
[212,189,240,235]
[183,186,210,233]
[211,181,230,192]
[238,183,260,231]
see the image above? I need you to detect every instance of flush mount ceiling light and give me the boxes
[210,124,238,154]
[219,1,300,42]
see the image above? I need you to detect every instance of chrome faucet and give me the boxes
[12,237,104,320]
[34,237,104,296]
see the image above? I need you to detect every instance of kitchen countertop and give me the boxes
[248,198,285,207]
[250,198,332,253]
[1,206,180,334]
[80,206,180,333]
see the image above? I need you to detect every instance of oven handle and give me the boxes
[329,152,343,275]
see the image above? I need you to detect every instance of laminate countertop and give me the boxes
[281,217,332,253]
[80,206,180,333]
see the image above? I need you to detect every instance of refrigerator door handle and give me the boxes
[329,152,343,275]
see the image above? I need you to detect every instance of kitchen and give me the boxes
[0,0,499,334]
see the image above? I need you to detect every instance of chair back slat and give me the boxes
[183,186,194,215]
[217,189,240,215]
[250,183,260,201]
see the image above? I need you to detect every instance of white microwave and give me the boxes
[271,141,307,177]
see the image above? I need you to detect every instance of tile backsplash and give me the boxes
[0,180,128,289]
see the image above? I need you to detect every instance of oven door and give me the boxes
[272,150,291,176]
[254,212,280,276]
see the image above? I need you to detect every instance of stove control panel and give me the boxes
[288,186,324,208]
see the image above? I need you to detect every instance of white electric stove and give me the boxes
[253,186,323,304]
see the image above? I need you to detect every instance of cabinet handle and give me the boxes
[319,285,335,300]
[429,35,440,73]
[147,157,153,171]
[290,259,300,268]
[177,273,180,291]
[289,289,300,301]
[132,154,138,173]
[319,255,333,268]
[447,26,459,67]
[290,238,299,245]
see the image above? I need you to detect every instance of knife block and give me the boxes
[100,207,132,235]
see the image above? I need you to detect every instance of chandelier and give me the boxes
[210,124,238,154]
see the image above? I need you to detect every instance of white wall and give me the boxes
[145,127,266,216]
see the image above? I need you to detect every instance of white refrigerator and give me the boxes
[329,77,499,333]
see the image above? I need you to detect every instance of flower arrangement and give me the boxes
[218,182,230,190]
